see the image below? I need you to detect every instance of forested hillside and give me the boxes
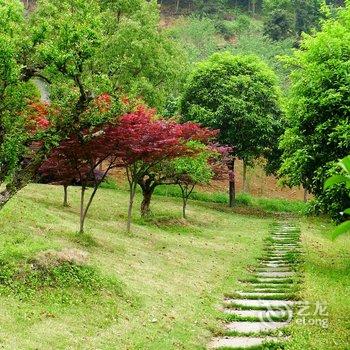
[1,1,350,349]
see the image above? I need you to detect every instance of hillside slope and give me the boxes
[0,184,271,349]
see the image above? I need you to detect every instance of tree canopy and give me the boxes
[279,4,350,220]
[180,51,283,204]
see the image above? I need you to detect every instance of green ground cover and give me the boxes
[0,184,348,349]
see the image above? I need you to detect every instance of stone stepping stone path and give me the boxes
[208,223,301,349]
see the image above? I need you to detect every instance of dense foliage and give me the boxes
[325,155,350,237]
[0,0,186,209]
[279,5,350,220]
[180,52,283,204]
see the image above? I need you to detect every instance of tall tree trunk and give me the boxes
[127,182,137,233]
[242,161,248,193]
[228,158,236,207]
[141,187,154,217]
[79,186,86,234]
[63,185,69,207]
[303,188,308,203]
[175,0,180,13]
[251,0,256,15]
[182,197,187,219]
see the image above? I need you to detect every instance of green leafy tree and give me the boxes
[100,0,186,111]
[0,0,184,209]
[263,0,327,40]
[180,52,283,206]
[169,142,215,218]
[279,5,350,220]
[264,8,294,40]
[325,155,350,238]
[0,0,49,203]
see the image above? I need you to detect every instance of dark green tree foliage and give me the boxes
[294,0,324,36]
[279,5,350,220]
[180,52,282,204]
[100,0,186,111]
[263,0,325,40]
[263,8,294,40]
[0,0,185,208]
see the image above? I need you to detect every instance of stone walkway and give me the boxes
[208,223,301,349]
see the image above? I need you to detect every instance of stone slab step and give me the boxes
[256,278,294,283]
[208,336,282,349]
[226,321,289,334]
[235,291,290,298]
[223,309,292,319]
[248,288,294,293]
[224,298,295,308]
[259,264,291,268]
[256,267,292,272]
[256,271,294,278]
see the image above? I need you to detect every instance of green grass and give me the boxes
[285,218,350,350]
[152,184,308,215]
[0,184,348,349]
[0,183,272,349]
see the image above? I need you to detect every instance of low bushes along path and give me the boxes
[208,223,302,349]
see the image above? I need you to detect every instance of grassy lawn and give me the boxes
[286,218,350,350]
[0,184,348,349]
[0,184,272,349]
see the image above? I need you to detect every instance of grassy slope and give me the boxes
[287,218,350,350]
[0,185,349,349]
[0,184,272,349]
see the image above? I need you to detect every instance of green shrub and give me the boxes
[153,185,307,214]
[100,178,120,190]
[167,16,225,63]
[214,14,251,38]
[0,258,122,299]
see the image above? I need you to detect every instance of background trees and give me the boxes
[325,155,350,237]
[0,0,43,198]
[100,0,185,111]
[180,52,283,206]
[279,5,350,220]
[0,0,186,210]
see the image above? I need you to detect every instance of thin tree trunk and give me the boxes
[180,184,194,219]
[79,162,114,234]
[79,186,86,234]
[141,187,154,217]
[127,182,136,233]
[63,185,69,207]
[175,0,180,13]
[228,158,236,207]
[251,0,256,15]
[243,161,248,193]
[303,188,308,203]
[182,197,187,219]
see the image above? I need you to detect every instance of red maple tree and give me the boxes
[103,106,217,231]
[39,104,218,233]
[39,129,119,233]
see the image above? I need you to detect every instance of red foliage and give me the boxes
[39,129,112,186]
[178,122,218,142]
[95,93,112,113]
[40,105,218,186]
[208,144,234,181]
[104,106,216,166]
[121,95,130,106]
[27,101,51,134]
